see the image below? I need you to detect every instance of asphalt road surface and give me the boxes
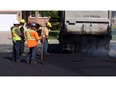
[1,41,116,76]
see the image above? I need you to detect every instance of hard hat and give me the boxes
[13,20,20,24]
[30,22,37,27]
[47,22,52,27]
[36,23,40,28]
[20,19,25,23]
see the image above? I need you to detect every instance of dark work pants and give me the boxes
[27,46,38,62]
[43,39,48,54]
[20,39,25,55]
[12,41,21,61]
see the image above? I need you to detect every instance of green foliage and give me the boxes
[39,11,59,18]
[49,30,60,39]
[39,11,61,30]
[51,22,61,30]
[112,25,116,29]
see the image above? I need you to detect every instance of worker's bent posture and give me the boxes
[25,22,42,64]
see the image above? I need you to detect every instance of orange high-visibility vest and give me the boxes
[25,29,41,48]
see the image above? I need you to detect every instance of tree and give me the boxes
[39,11,61,30]
[39,11,59,18]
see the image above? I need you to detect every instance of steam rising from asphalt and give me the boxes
[108,41,116,58]
[81,41,116,58]
[81,48,109,57]
[88,41,116,58]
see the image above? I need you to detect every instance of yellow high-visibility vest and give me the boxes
[12,27,21,41]
[25,30,36,40]
[41,27,45,37]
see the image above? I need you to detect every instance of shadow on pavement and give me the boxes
[4,57,12,61]
[48,44,62,53]
[2,44,116,76]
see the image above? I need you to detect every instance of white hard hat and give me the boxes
[13,20,19,24]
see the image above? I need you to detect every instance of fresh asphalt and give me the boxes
[1,31,116,76]
[1,41,116,76]
[0,43,79,76]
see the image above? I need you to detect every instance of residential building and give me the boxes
[0,11,49,31]
[22,11,50,26]
[0,10,22,31]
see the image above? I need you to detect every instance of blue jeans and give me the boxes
[20,39,25,55]
[43,39,48,54]
[27,46,38,62]
[12,40,21,61]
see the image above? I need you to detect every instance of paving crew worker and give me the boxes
[46,21,52,30]
[11,20,21,62]
[25,22,42,64]
[19,19,26,55]
[39,23,50,54]
[10,23,15,43]
[36,23,42,36]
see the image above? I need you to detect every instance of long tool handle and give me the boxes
[41,39,44,62]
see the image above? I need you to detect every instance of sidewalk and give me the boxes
[0,31,59,45]
[0,31,12,45]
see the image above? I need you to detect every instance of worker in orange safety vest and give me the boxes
[25,22,42,64]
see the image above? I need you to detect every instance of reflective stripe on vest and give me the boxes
[19,25,22,29]
[19,25,25,36]
[26,30,36,40]
[12,27,21,41]
[41,27,45,37]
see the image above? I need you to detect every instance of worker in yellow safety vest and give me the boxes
[38,23,50,55]
[11,20,21,62]
[46,21,52,30]
[19,19,26,56]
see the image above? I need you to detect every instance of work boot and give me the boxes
[26,60,31,64]
[31,60,36,64]
[22,53,26,56]
[16,59,20,62]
